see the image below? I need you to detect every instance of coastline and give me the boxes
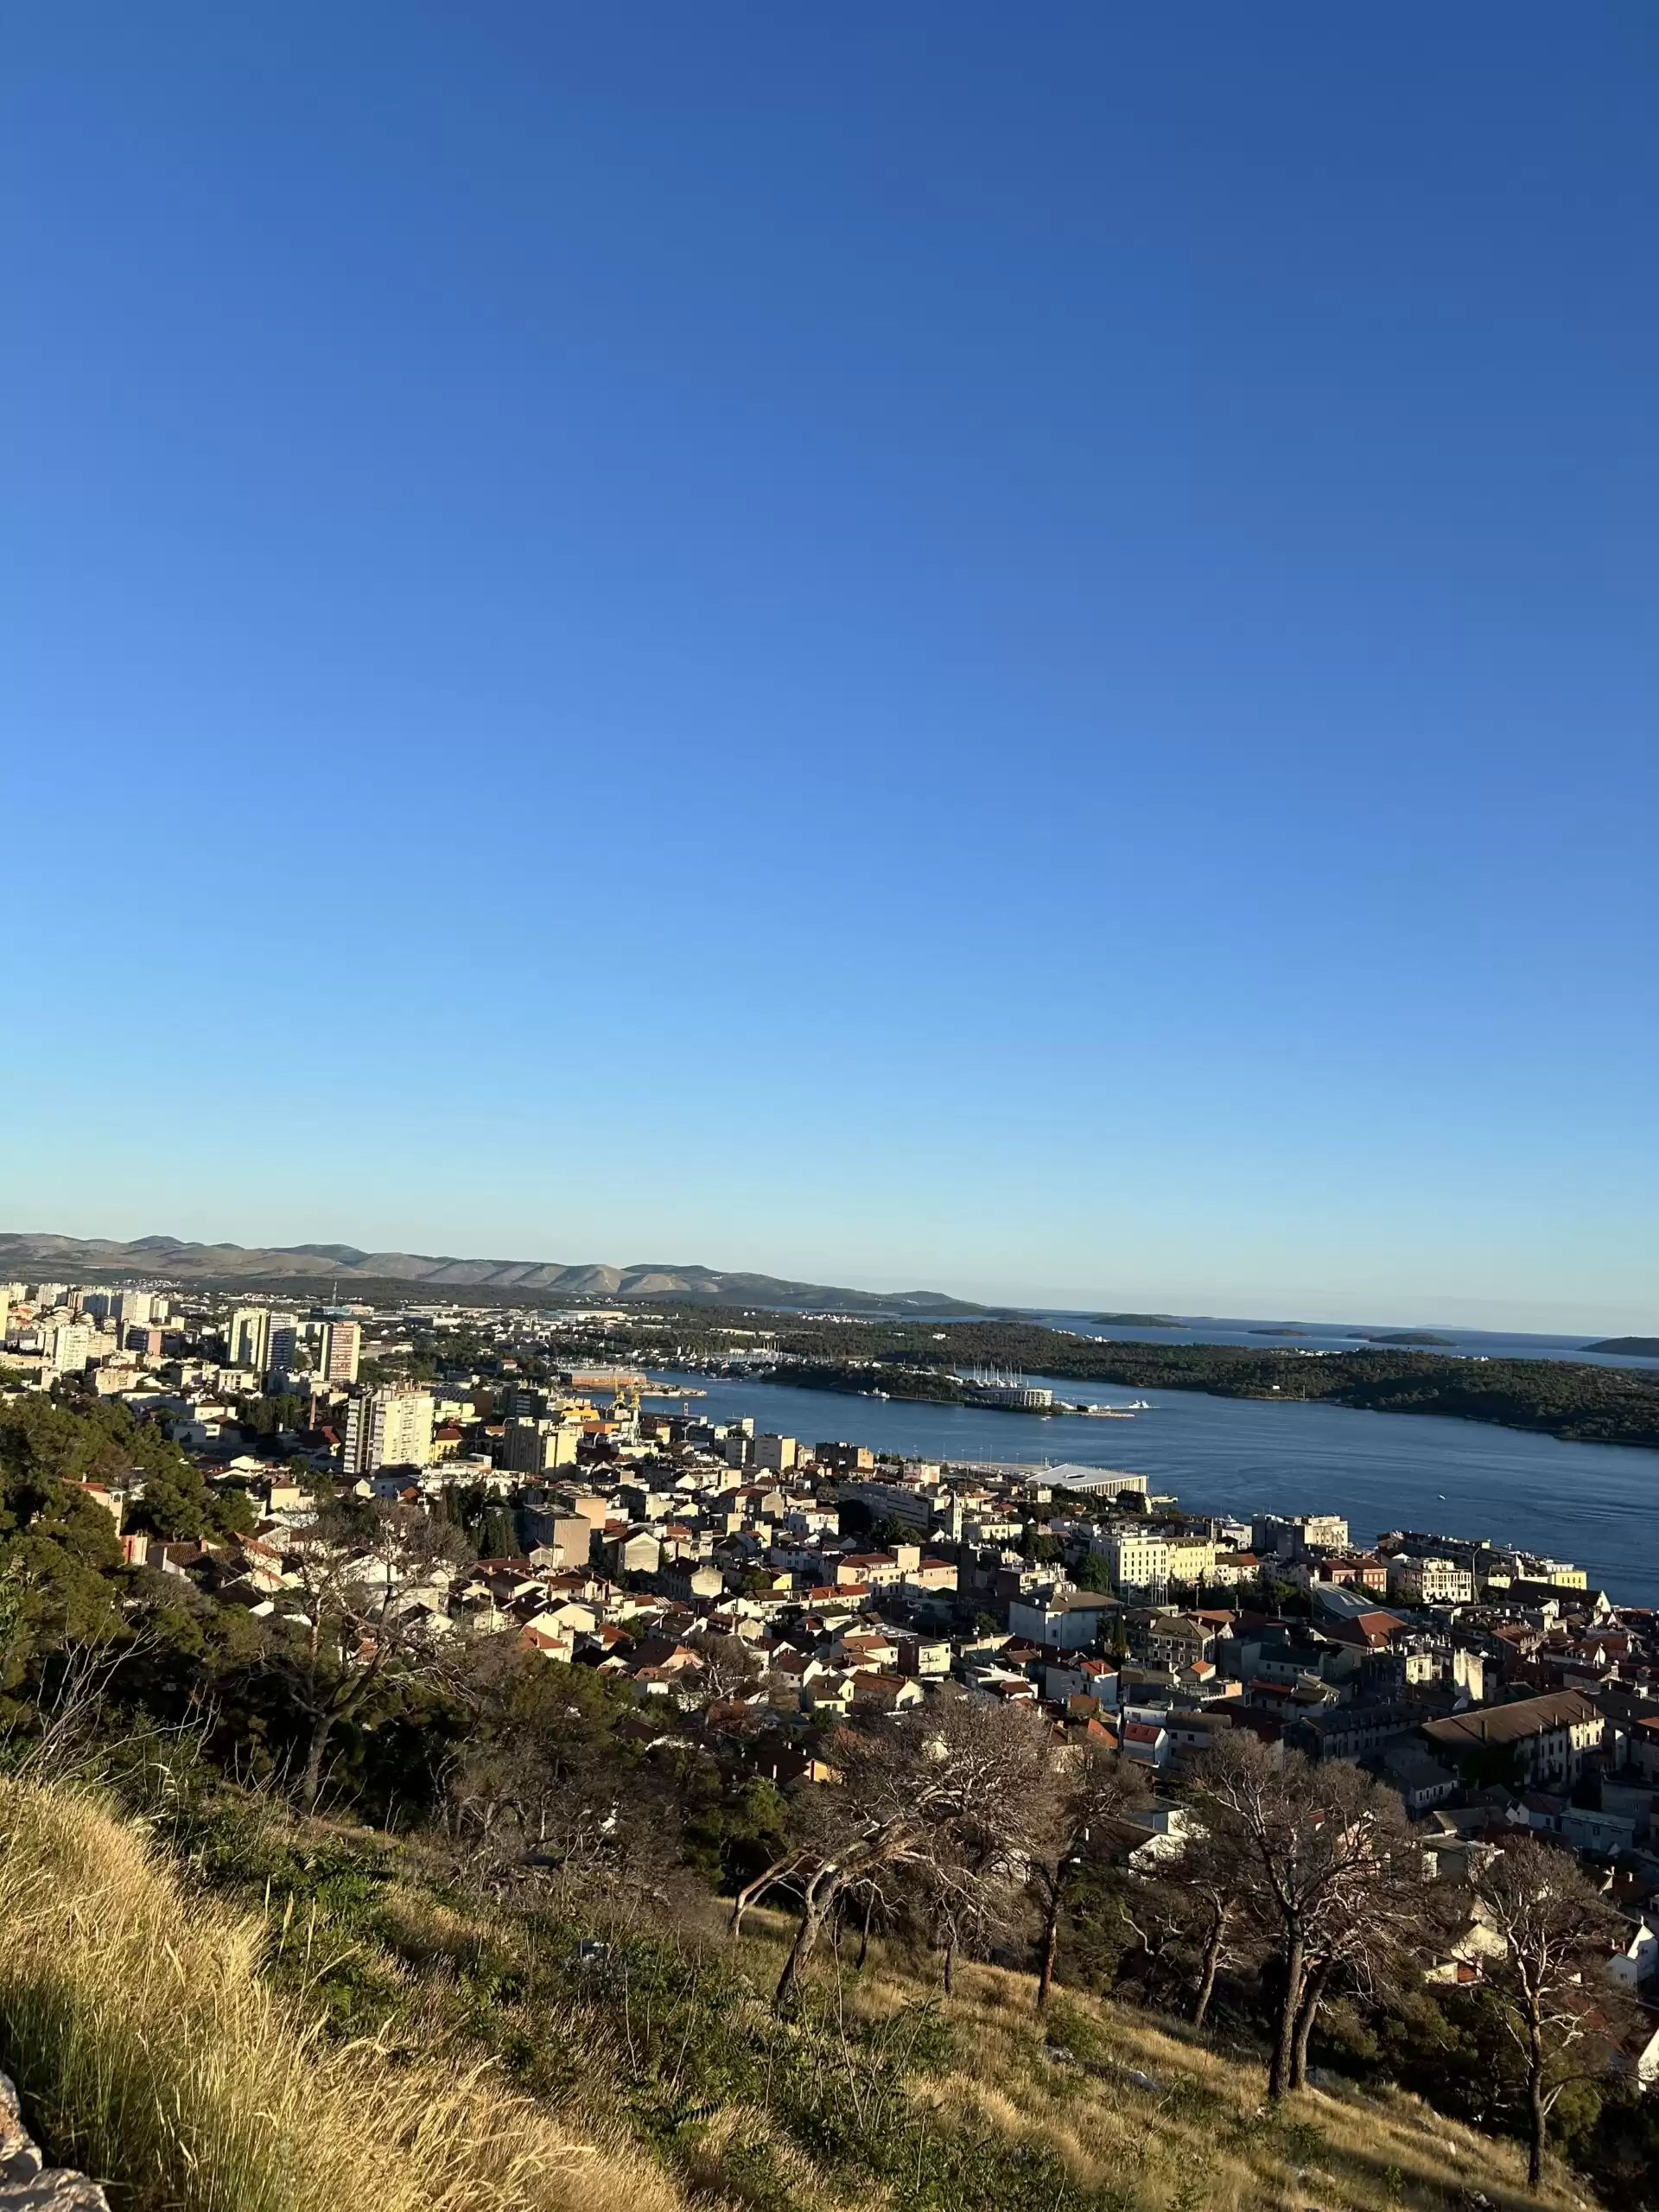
[704,1353,1659,1454]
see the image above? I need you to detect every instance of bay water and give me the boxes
[653,1369,1659,1608]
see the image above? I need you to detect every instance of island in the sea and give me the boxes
[1586,1337,1659,1358]
[1357,1330,1456,1347]
[1086,1313,1181,1327]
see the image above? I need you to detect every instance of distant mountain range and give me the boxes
[0,1230,988,1315]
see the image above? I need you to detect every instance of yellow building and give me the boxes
[1165,1535,1218,1586]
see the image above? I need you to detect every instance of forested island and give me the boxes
[619,1311,1659,1451]
[1585,1338,1659,1358]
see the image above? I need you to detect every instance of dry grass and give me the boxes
[731,1910,1601,2212]
[0,1777,1607,2212]
[0,1777,683,2212]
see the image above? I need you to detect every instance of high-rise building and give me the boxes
[264,1313,300,1382]
[342,1386,435,1474]
[319,1320,361,1383]
[226,1308,270,1373]
[341,1394,371,1475]
[46,1322,94,1375]
[115,1290,154,1330]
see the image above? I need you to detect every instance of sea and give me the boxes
[647,1364,1659,1610]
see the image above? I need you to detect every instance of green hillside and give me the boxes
[0,1775,1596,2212]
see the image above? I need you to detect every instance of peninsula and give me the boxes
[637,1313,1659,1452]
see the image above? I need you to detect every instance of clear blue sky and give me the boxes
[5,4,1656,1328]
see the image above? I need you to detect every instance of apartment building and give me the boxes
[1387,1554,1477,1606]
[226,1307,270,1372]
[320,1320,362,1383]
[343,1384,435,1474]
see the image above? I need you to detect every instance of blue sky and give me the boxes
[4,4,1656,1328]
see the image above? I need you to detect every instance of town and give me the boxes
[8,1279,1659,1934]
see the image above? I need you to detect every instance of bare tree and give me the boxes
[441,1638,676,1898]
[1469,1835,1628,2190]
[1193,1733,1414,2101]
[738,1690,1053,2009]
[264,1497,468,1808]
[1118,1828,1255,2031]
[1182,1840,1252,2032]
[895,1800,1032,1995]
[693,1630,766,1705]
[1027,1742,1149,2011]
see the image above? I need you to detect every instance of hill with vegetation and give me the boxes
[0,1774,1600,2212]
[0,1230,987,1313]
[616,1310,1659,1450]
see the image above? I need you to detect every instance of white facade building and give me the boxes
[343,1386,435,1473]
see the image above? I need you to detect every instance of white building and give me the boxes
[264,1313,300,1383]
[1387,1554,1476,1606]
[1605,1919,1659,1993]
[1007,1589,1119,1650]
[226,1308,270,1372]
[343,1385,435,1473]
[46,1322,94,1375]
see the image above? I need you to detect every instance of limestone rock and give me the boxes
[0,2075,110,2209]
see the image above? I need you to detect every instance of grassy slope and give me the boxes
[729,1910,1591,2212]
[0,1777,677,2212]
[0,1777,1600,2212]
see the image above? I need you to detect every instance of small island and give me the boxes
[1585,1337,1659,1358]
[1087,1313,1181,1327]
[1358,1330,1456,1348]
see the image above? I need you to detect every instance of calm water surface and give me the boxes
[653,1370,1659,1609]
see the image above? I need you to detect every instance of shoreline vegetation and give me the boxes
[629,1314,1659,1452]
